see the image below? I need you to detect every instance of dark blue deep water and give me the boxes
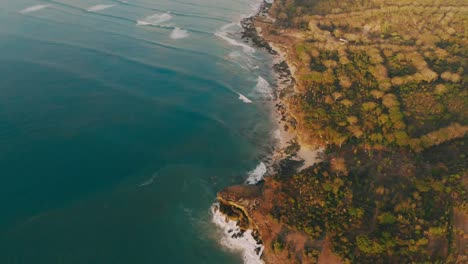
[0,1,275,263]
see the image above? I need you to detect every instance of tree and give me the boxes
[356,235,384,255]
[377,212,397,225]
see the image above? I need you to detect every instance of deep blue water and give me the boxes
[0,1,274,263]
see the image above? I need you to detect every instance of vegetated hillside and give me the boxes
[262,0,467,262]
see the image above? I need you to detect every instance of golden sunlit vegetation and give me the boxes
[256,0,467,262]
[271,0,468,150]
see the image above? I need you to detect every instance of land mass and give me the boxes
[218,0,467,263]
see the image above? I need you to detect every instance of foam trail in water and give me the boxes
[137,13,172,26]
[87,5,115,12]
[248,1,262,16]
[138,173,158,187]
[254,76,273,99]
[211,204,264,264]
[170,27,189,39]
[20,5,49,14]
[215,23,255,53]
[245,162,267,184]
[238,93,253,103]
[228,51,259,70]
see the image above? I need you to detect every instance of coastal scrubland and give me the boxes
[231,0,467,263]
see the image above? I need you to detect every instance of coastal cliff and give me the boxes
[217,179,341,264]
[218,0,467,263]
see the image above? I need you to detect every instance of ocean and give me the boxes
[0,0,275,263]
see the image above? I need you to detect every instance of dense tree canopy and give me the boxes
[257,0,467,262]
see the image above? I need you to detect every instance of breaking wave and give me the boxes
[211,204,264,264]
[215,23,255,54]
[273,129,282,141]
[20,5,49,14]
[137,12,172,26]
[138,172,159,187]
[87,5,115,12]
[253,76,273,99]
[170,27,189,39]
[245,162,267,184]
[238,93,253,103]
[228,51,258,70]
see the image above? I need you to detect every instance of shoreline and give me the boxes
[216,1,468,263]
[214,1,324,263]
[241,1,322,176]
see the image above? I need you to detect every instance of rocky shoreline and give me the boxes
[215,1,323,263]
[216,1,468,263]
[241,0,317,172]
[240,2,277,56]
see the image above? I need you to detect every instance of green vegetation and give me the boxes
[272,145,466,262]
[262,0,467,262]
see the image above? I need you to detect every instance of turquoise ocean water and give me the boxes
[0,1,275,263]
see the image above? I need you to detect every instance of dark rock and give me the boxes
[240,2,277,55]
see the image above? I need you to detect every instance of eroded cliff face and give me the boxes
[217,185,262,237]
[217,180,341,264]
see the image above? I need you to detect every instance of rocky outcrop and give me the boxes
[217,179,335,264]
[217,185,263,243]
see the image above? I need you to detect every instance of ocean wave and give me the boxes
[111,0,230,23]
[3,32,235,96]
[273,129,282,141]
[40,0,136,25]
[238,93,253,103]
[37,1,210,37]
[228,51,259,70]
[10,56,234,134]
[215,23,255,54]
[245,162,267,184]
[171,0,239,13]
[248,1,263,16]
[137,12,172,26]
[20,5,50,14]
[19,15,217,61]
[87,5,115,12]
[211,204,264,264]
[170,27,189,39]
[138,173,158,187]
[253,76,273,99]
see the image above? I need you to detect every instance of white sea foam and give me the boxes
[138,177,154,187]
[211,204,264,264]
[238,93,253,103]
[138,173,158,187]
[211,2,269,263]
[137,13,172,26]
[245,162,267,184]
[170,27,189,39]
[228,51,259,70]
[215,23,255,53]
[87,5,115,12]
[20,5,49,14]
[136,21,150,26]
[254,76,273,99]
[249,1,262,15]
[273,129,282,140]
